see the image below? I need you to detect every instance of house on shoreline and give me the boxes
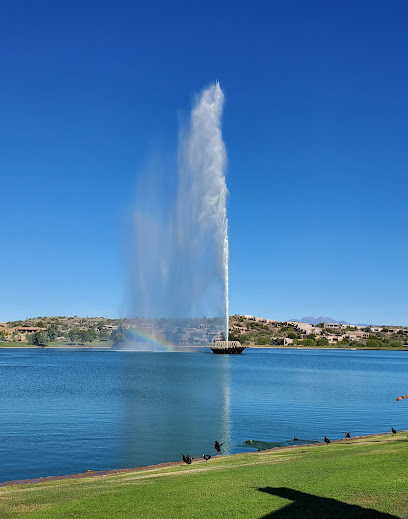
[0,326,47,342]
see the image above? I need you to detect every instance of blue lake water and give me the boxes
[0,347,407,482]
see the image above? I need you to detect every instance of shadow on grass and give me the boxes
[258,487,399,518]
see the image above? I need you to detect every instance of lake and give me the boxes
[0,347,407,482]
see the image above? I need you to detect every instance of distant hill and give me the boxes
[290,316,348,325]
[290,316,376,327]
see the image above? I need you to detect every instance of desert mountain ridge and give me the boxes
[290,316,377,327]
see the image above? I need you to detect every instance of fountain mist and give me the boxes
[129,82,229,347]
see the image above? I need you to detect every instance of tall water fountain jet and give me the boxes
[128,82,229,348]
[177,81,229,340]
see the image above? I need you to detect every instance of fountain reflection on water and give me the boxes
[120,352,232,466]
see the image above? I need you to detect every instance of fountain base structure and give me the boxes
[210,341,246,354]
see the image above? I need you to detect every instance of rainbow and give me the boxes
[118,327,197,352]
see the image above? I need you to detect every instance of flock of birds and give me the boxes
[182,441,224,464]
[181,428,400,464]
[321,427,398,444]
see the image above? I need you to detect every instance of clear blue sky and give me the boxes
[1,0,407,325]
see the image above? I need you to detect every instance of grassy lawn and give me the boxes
[1,433,407,518]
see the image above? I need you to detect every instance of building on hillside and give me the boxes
[231,325,248,332]
[325,323,351,329]
[344,331,369,341]
[326,335,346,343]
[102,325,118,332]
[5,326,47,342]
[288,322,322,335]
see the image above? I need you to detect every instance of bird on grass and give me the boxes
[214,441,225,453]
[324,436,331,444]
[391,427,397,435]
[293,436,299,441]
[182,454,193,465]
[202,454,211,461]
[343,432,350,438]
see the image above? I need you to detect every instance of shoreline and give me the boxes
[0,344,407,351]
[0,346,112,350]
[249,345,408,351]
[0,430,404,487]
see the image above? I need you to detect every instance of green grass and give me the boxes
[1,433,408,518]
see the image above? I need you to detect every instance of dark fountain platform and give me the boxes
[209,340,246,354]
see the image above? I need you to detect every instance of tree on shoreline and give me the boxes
[111,327,126,345]
[47,324,59,341]
[68,329,80,345]
[28,331,49,347]
[68,328,97,345]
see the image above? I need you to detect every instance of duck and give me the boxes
[214,440,225,453]
[182,454,193,464]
